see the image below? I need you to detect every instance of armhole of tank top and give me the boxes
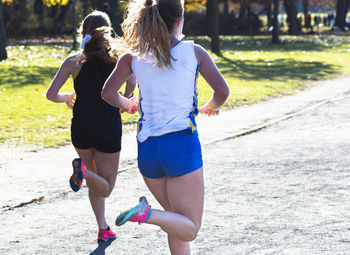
[73,64,83,80]
[189,41,199,68]
[130,54,136,74]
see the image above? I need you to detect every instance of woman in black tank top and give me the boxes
[46,11,136,242]
[72,61,123,153]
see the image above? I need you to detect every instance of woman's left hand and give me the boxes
[199,103,219,116]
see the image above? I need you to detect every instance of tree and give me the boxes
[206,0,220,52]
[42,0,78,48]
[238,0,249,22]
[101,0,121,35]
[108,0,120,33]
[272,0,279,43]
[223,0,229,18]
[284,0,299,35]
[0,1,6,61]
[265,0,273,28]
[302,0,309,16]
[335,0,350,30]
[71,0,77,49]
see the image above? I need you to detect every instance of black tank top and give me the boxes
[70,60,122,152]
[72,60,120,126]
[73,62,119,120]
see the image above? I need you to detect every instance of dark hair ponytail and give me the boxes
[78,10,120,65]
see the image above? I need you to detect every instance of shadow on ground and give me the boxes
[216,57,339,82]
[0,66,57,89]
[89,239,116,255]
[193,35,350,52]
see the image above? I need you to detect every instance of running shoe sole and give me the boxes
[115,196,147,226]
[70,158,84,192]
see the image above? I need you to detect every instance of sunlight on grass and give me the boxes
[1,35,350,147]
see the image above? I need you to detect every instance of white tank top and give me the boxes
[131,40,199,142]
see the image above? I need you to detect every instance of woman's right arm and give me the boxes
[46,56,76,108]
[102,54,138,114]
[123,74,137,98]
[194,44,230,116]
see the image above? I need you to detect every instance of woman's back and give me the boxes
[132,41,199,142]
[73,60,117,121]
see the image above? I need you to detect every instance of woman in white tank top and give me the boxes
[102,0,229,254]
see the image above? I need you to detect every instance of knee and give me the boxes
[101,189,113,198]
[90,188,112,198]
[180,224,200,242]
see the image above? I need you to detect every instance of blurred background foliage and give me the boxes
[0,0,347,39]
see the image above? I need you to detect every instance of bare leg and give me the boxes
[75,147,120,198]
[89,189,108,229]
[144,168,204,244]
[143,176,191,255]
[74,147,120,229]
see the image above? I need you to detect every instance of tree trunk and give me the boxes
[285,0,298,35]
[272,0,280,44]
[109,0,121,35]
[52,4,70,36]
[34,0,44,30]
[266,0,273,28]
[72,0,77,49]
[239,1,248,21]
[206,0,220,53]
[302,0,309,16]
[284,0,290,22]
[223,0,229,17]
[0,2,7,61]
[82,0,89,17]
[335,0,350,29]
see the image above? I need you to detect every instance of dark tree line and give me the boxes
[0,0,122,61]
[0,0,349,61]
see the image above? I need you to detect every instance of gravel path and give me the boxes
[0,75,350,254]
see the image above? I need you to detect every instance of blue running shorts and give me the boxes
[138,129,203,179]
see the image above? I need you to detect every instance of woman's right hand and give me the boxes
[65,91,76,109]
[120,96,138,114]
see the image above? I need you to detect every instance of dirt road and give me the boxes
[1,75,350,254]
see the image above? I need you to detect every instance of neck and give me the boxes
[169,34,180,47]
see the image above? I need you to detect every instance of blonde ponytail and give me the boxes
[122,0,183,70]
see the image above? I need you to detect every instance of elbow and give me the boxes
[221,86,230,101]
[101,81,111,101]
[101,88,115,106]
[46,91,55,102]
[101,89,110,103]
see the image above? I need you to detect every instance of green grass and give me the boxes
[1,34,350,147]
[193,35,350,106]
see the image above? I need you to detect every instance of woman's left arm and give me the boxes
[102,53,137,114]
